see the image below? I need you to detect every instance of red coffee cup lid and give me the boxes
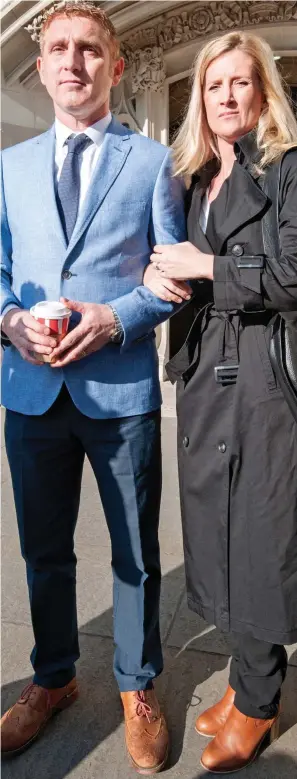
[30,301,71,319]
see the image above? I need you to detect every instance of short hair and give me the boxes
[39,1,120,60]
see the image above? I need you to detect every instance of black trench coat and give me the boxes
[167,133,297,645]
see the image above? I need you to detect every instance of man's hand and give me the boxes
[2,307,58,365]
[50,298,116,368]
[143,264,192,304]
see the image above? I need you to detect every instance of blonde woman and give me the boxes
[144,32,297,773]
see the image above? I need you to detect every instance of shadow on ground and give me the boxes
[1,563,297,779]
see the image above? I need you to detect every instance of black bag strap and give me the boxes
[260,155,297,422]
[260,160,281,259]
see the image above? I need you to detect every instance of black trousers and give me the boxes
[229,633,288,719]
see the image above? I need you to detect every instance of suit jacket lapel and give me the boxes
[66,123,132,258]
[35,126,67,251]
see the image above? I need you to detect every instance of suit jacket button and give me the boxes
[218,442,227,453]
[231,244,244,257]
[183,436,189,448]
[62,270,72,280]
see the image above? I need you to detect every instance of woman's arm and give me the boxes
[150,151,297,314]
[214,150,297,313]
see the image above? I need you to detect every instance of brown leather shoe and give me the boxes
[1,679,78,757]
[121,689,169,775]
[195,685,235,738]
[200,704,280,773]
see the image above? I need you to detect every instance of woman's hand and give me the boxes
[150,241,214,281]
[143,263,192,304]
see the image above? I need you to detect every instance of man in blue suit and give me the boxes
[0,2,187,770]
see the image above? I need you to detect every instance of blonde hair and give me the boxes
[40,2,120,60]
[173,31,297,176]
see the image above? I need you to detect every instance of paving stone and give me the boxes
[2,629,296,779]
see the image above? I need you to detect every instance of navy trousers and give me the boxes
[5,385,163,691]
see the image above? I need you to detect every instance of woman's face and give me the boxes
[203,49,264,143]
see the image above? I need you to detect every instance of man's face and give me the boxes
[37,15,124,121]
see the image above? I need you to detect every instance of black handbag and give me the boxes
[261,156,297,423]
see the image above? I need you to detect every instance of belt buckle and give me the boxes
[214,364,239,385]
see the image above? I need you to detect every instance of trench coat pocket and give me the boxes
[166,304,209,384]
[254,324,279,392]
[166,341,193,384]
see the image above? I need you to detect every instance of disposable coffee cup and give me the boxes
[30,301,71,363]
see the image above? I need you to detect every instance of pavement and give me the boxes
[1,381,297,779]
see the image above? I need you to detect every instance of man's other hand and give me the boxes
[2,308,58,365]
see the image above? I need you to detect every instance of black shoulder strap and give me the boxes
[261,154,297,422]
[259,159,281,260]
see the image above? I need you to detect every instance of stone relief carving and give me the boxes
[112,82,141,131]
[130,46,166,94]
[122,1,297,74]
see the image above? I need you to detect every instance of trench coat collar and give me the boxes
[214,129,268,253]
[234,128,262,172]
[189,130,268,254]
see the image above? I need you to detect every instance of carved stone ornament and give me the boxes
[130,46,166,94]
[122,1,297,67]
[112,83,141,131]
[25,0,97,43]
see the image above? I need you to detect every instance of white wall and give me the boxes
[1,83,53,148]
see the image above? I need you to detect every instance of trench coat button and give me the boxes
[231,244,244,257]
[183,436,189,448]
[218,442,226,453]
[61,269,72,280]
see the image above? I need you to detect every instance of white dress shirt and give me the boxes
[55,111,112,211]
[199,186,210,234]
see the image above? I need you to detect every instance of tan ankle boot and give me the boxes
[1,679,78,757]
[121,689,169,775]
[195,685,235,738]
[200,704,280,773]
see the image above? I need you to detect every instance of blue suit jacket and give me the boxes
[1,117,186,417]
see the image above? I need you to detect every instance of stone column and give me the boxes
[130,46,170,379]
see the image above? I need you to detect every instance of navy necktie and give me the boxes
[56,133,93,243]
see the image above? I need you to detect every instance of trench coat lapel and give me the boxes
[214,162,268,254]
[188,165,216,254]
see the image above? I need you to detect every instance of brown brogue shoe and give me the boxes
[195,685,235,738]
[1,678,78,757]
[200,703,280,773]
[121,689,169,775]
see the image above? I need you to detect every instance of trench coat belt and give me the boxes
[166,304,243,386]
[214,311,240,386]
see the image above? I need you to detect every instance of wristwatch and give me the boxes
[0,311,12,346]
[107,305,124,344]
